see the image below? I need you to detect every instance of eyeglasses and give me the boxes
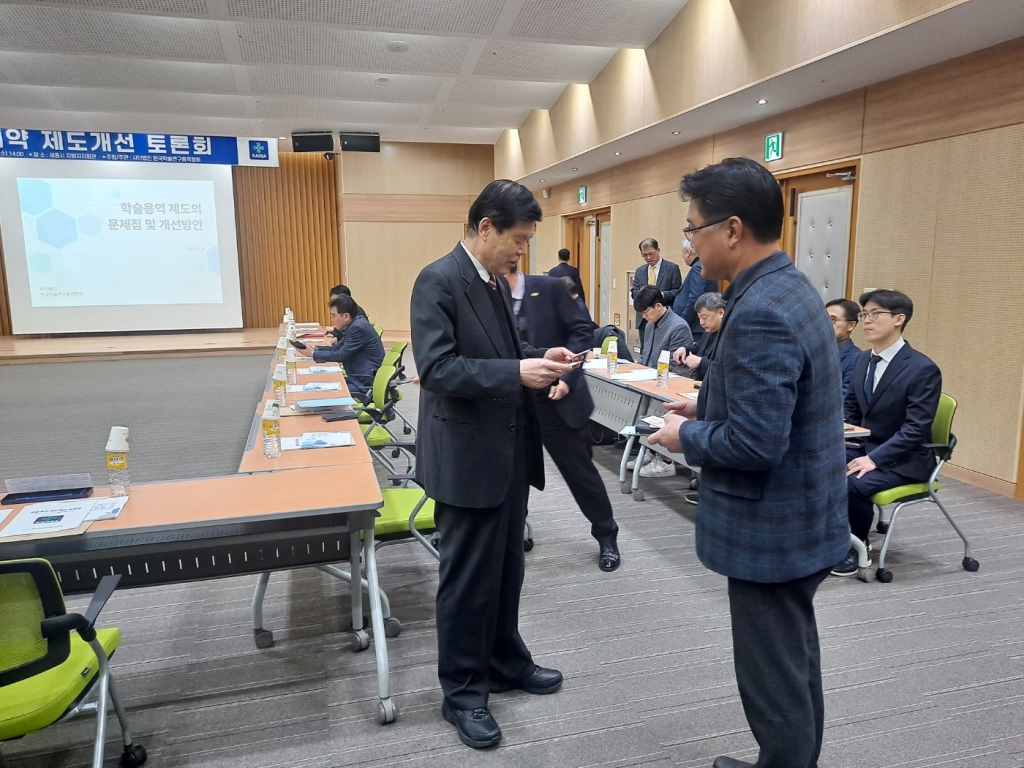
[683,218,729,242]
[857,310,894,321]
[828,316,852,325]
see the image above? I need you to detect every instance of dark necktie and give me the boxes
[864,354,883,404]
[487,275,497,291]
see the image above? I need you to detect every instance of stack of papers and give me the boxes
[582,359,608,370]
[298,364,343,374]
[288,382,341,392]
[281,431,355,451]
[0,497,129,539]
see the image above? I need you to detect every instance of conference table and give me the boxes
[584,360,870,501]
[0,342,400,724]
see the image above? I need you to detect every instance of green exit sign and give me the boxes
[765,132,783,162]
[578,186,587,205]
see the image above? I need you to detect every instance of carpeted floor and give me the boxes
[2,357,1023,768]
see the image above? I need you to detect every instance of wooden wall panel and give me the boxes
[341,143,494,195]
[532,214,564,276]
[610,137,715,203]
[0,235,12,335]
[341,194,474,223]
[537,170,612,217]
[863,38,1024,153]
[234,153,340,328]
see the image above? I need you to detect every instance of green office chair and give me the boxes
[373,325,384,339]
[601,335,615,355]
[389,341,409,380]
[870,393,979,583]
[354,366,416,476]
[0,560,147,768]
[376,482,439,561]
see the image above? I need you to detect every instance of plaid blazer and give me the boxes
[679,252,850,583]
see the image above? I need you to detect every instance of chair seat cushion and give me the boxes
[376,489,436,536]
[0,627,120,741]
[872,482,938,506]
[362,425,392,447]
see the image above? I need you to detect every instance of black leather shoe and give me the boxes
[831,548,861,577]
[489,665,563,694]
[712,757,754,768]
[441,700,501,749]
[598,539,621,572]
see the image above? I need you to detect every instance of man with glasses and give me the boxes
[825,298,862,399]
[648,157,848,768]
[832,289,941,577]
[295,293,384,398]
[630,238,682,355]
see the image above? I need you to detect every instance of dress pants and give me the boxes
[846,445,924,541]
[434,421,535,710]
[728,567,830,768]
[535,397,618,542]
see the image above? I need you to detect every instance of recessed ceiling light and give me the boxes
[671,130,680,135]
[571,167,577,171]
[376,77,390,84]
[539,179,545,183]
[279,136,287,140]
[757,98,768,105]
[614,152,621,156]
[387,41,410,53]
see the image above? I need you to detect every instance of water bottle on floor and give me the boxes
[105,426,130,497]
[606,339,618,376]
[285,347,297,385]
[262,402,281,458]
[273,363,288,407]
[657,350,670,388]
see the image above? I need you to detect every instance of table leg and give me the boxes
[363,526,396,723]
[316,563,393,619]
[251,572,274,648]
[618,434,636,485]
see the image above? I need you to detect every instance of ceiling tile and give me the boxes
[236,23,470,73]
[0,105,259,136]
[449,78,565,108]
[0,5,225,60]
[52,87,249,118]
[254,97,423,124]
[475,40,617,82]
[509,0,689,46]
[247,67,442,103]
[430,103,531,128]
[412,126,503,144]
[3,52,238,93]
[227,0,502,35]
[0,83,55,109]
[13,0,210,14]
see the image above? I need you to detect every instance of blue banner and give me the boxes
[0,129,278,167]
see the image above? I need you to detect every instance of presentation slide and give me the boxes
[0,159,243,334]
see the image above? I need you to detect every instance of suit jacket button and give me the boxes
[509,424,515,431]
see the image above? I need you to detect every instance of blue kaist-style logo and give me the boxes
[248,140,269,160]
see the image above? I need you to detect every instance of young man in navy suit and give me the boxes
[546,248,585,304]
[833,289,941,576]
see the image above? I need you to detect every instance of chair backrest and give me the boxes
[371,365,398,410]
[389,341,407,356]
[0,559,69,687]
[381,350,400,370]
[373,325,384,339]
[932,393,957,445]
[601,335,614,354]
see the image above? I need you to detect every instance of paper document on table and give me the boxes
[299,364,342,374]
[281,431,356,451]
[288,382,342,392]
[679,392,699,400]
[582,359,607,370]
[611,369,658,381]
[86,497,129,521]
[0,500,94,539]
[0,509,10,525]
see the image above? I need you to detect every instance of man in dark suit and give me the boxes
[832,289,941,576]
[295,293,383,398]
[547,247,585,304]
[825,298,861,400]
[672,240,719,344]
[650,158,849,768]
[410,180,575,750]
[630,238,682,354]
[505,267,620,571]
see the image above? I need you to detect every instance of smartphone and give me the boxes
[2,487,93,505]
[322,412,357,422]
[567,359,586,369]
[289,339,308,350]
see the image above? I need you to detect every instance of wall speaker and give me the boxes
[291,132,335,153]
[340,132,380,153]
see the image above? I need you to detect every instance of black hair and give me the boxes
[557,248,571,261]
[825,298,860,323]
[679,157,784,243]
[467,179,542,235]
[859,289,914,330]
[633,285,665,313]
[638,238,659,251]
[329,284,351,298]
[558,276,578,297]
[329,293,359,318]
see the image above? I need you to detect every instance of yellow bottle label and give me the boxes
[262,418,280,436]
[658,361,669,374]
[106,451,127,470]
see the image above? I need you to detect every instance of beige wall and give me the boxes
[337,142,494,334]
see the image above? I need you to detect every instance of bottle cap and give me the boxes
[658,350,670,362]
[106,426,129,452]
[285,347,296,362]
[273,363,286,381]
[270,401,280,416]
[276,337,287,349]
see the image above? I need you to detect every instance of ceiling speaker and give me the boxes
[340,132,380,153]
[291,131,335,153]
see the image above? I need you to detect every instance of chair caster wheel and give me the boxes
[391,449,401,458]
[403,427,412,435]
[523,538,534,552]
[620,482,632,494]
[856,567,874,583]
[378,698,397,724]
[876,568,893,583]
[633,489,644,502]
[688,478,699,491]
[391,479,401,486]
[963,557,980,572]
[120,744,148,767]
[253,628,274,649]
[351,629,370,652]
[876,521,889,534]
[384,617,402,637]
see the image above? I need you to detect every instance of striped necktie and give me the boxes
[487,275,497,291]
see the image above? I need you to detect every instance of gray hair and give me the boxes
[695,292,726,312]
[681,239,696,254]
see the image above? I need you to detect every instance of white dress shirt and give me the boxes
[869,336,905,391]
[508,272,526,316]
[461,241,491,284]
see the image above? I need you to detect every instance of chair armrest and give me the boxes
[40,574,120,643]
[924,433,956,461]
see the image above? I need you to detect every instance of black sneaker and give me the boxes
[831,548,859,577]
[684,491,698,505]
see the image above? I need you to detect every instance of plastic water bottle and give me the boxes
[275,336,288,362]
[105,426,130,497]
[657,350,670,388]
[262,402,281,458]
[607,340,619,376]
[285,347,297,385]
[279,313,288,336]
[286,323,296,343]
[273,363,288,407]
